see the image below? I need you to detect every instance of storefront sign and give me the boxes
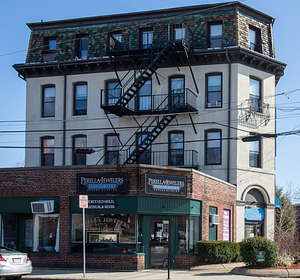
[223,210,230,241]
[145,173,187,196]
[245,207,264,221]
[88,199,116,210]
[77,173,129,194]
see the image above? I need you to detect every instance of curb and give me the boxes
[231,267,300,278]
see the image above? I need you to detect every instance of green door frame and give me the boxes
[18,214,33,253]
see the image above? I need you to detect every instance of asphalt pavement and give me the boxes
[22,262,300,280]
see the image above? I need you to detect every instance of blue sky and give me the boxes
[0,0,299,191]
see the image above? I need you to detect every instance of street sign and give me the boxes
[257,251,265,262]
[79,195,88,208]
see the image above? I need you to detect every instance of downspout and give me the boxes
[58,63,66,166]
[225,48,231,183]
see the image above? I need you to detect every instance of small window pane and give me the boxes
[48,40,56,50]
[174,27,185,40]
[210,24,222,37]
[142,31,153,48]
[250,78,260,97]
[208,75,221,91]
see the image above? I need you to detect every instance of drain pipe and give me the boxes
[58,63,66,166]
[225,48,231,183]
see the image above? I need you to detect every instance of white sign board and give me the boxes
[79,195,88,208]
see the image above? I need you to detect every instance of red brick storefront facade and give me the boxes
[0,165,236,270]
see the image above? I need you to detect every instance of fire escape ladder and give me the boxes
[123,92,181,164]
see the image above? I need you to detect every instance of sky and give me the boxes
[0,0,299,192]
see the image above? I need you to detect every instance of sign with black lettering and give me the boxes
[88,199,116,210]
[77,173,129,194]
[145,173,187,196]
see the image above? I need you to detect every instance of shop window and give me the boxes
[178,216,189,253]
[75,35,89,59]
[249,25,262,53]
[105,134,119,164]
[74,82,87,115]
[106,80,121,106]
[73,135,87,165]
[42,85,55,117]
[140,28,153,49]
[207,22,222,48]
[205,130,221,165]
[70,214,137,254]
[168,131,184,166]
[249,76,261,112]
[33,214,59,252]
[189,216,200,253]
[2,214,17,249]
[137,79,152,111]
[206,73,222,108]
[136,132,151,164]
[41,136,54,166]
[245,224,263,238]
[249,135,261,168]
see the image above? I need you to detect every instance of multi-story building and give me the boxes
[7,1,285,269]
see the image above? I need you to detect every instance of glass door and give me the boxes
[245,223,263,238]
[149,219,170,268]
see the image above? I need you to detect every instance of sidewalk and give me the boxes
[22,263,300,280]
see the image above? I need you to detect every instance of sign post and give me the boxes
[79,195,88,278]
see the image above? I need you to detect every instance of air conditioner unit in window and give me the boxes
[31,200,54,214]
[209,214,219,225]
[207,101,220,108]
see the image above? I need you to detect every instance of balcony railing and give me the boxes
[97,149,198,169]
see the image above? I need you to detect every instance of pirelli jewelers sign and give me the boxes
[145,173,187,197]
[77,173,129,194]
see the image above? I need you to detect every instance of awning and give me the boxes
[275,196,280,209]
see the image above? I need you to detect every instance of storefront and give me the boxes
[0,165,236,270]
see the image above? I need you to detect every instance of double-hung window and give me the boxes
[249,76,261,112]
[205,130,221,165]
[74,82,87,115]
[42,85,55,117]
[43,37,56,62]
[208,22,222,48]
[136,133,151,164]
[73,135,87,165]
[75,35,89,59]
[105,134,119,164]
[106,80,120,106]
[169,131,184,166]
[140,29,153,49]
[172,24,186,41]
[170,76,185,108]
[41,137,54,166]
[249,135,261,167]
[206,73,222,108]
[249,25,262,53]
[138,79,152,111]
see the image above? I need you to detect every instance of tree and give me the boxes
[275,186,299,255]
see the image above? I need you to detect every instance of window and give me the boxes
[106,80,121,106]
[137,79,151,111]
[75,35,89,59]
[140,29,153,49]
[249,25,262,53]
[109,33,122,52]
[205,130,221,165]
[249,76,261,112]
[136,132,151,164]
[41,137,54,166]
[73,135,87,165]
[71,214,136,253]
[249,135,261,167]
[43,37,56,52]
[169,76,185,108]
[74,82,87,115]
[42,85,55,117]
[208,22,222,48]
[172,24,185,41]
[169,131,184,166]
[33,214,59,252]
[105,134,119,164]
[206,73,222,108]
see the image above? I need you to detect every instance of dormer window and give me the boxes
[207,22,222,48]
[42,37,57,62]
[75,35,89,59]
[249,25,262,53]
[172,24,185,41]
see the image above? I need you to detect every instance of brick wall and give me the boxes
[0,165,236,269]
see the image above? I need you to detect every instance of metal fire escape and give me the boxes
[100,24,198,165]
